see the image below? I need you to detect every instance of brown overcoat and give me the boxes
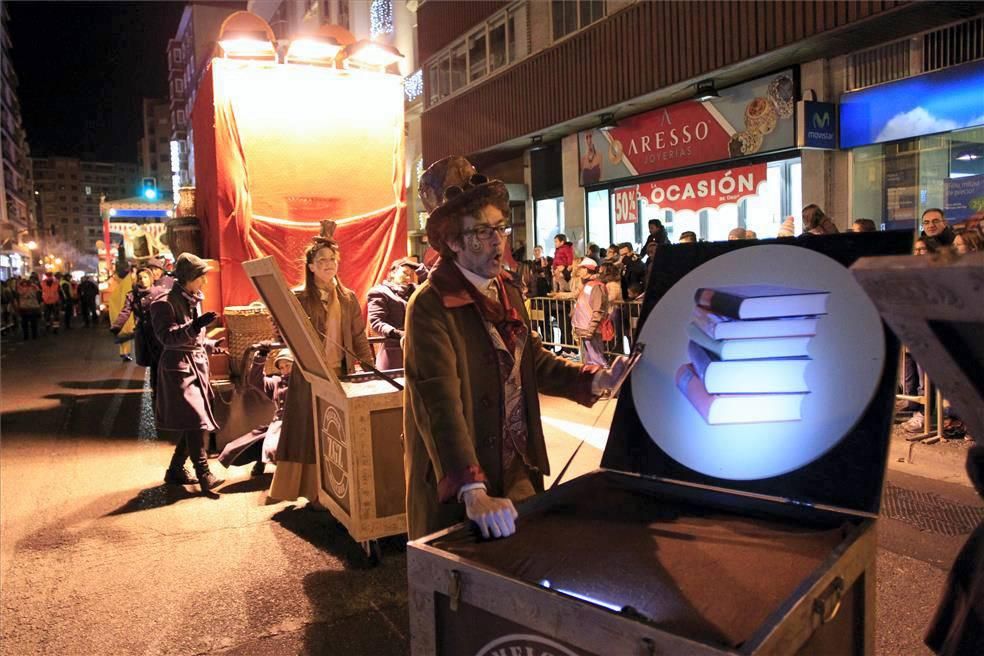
[403,260,598,539]
[150,284,219,431]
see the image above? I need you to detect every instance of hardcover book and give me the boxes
[691,306,820,340]
[676,364,807,424]
[686,322,813,360]
[688,341,811,394]
[695,285,830,320]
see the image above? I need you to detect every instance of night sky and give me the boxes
[8,1,186,163]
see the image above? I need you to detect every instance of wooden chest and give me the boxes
[409,232,914,655]
[242,257,407,559]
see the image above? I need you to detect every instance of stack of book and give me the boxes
[676,284,830,425]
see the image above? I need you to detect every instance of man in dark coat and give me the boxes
[150,253,226,492]
[367,258,416,370]
[404,157,628,540]
[77,276,100,327]
[618,242,647,298]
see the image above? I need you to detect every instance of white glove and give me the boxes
[462,488,518,539]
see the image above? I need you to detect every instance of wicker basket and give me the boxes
[223,304,276,376]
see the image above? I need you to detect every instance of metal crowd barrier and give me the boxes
[527,296,642,359]
[897,345,945,451]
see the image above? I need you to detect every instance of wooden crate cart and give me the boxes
[242,256,405,562]
[408,232,914,655]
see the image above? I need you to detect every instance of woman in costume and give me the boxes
[268,237,373,505]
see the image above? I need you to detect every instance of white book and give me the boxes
[691,306,820,340]
[686,322,813,360]
[676,364,806,425]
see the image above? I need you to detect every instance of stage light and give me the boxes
[286,36,343,66]
[143,188,159,201]
[26,241,37,250]
[342,39,404,69]
[218,12,277,61]
[598,112,618,132]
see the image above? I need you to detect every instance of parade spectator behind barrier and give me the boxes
[618,242,646,298]
[269,236,373,507]
[552,233,575,291]
[77,276,100,327]
[920,208,955,250]
[953,229,983,254]
[679,231,697,243]
[150,253,227,492]
[1,278,16,333]
[403,158,629,540]
[368,257,417,370]
[219,346,294,478]
[802,204,839,235]
[778,216,796,238]
[111,268,163,392]
[572,258,610,366]
[605,243,620,262]
[852,218,877,233]
[643,218,670,253]
[14,276,42,340]
[898,237,937,417]
[529,245,553,297]
[728,227,748,240]
[586,243,602,266]
[745,229,758,239]
[41,273,61,334]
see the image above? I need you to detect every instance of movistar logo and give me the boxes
[812,112,831,130]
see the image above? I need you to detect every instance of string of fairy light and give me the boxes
[370,0,394,39]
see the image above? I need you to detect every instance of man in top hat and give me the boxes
[403,157,627,540]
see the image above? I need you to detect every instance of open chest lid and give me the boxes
[602,232,913,516]
[241,256,344,395]
[852,251,984,451]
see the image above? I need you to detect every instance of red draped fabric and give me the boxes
[193,59,407,311]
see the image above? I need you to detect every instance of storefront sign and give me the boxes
[578,70,795,185]
[945,174,984,222]
[840,59,984,149]
[797,101,837,149]
[618,163,767,214]
[613,186,639,224]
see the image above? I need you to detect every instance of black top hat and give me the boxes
[422,158,510,254]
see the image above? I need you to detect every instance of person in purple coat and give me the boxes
[150,253,226,492]
[367,258,417,370]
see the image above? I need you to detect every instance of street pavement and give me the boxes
[1,325,980,655]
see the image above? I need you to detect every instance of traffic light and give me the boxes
[141,177,159,201]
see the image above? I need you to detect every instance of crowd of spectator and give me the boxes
[1,271,100,341]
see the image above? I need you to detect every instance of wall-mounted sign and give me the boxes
[840,59,984,149]
[578,70,795,186]
[616,163,767,215]
[613,186,639,224]
[797,101,837,150]
[944,173,984,223]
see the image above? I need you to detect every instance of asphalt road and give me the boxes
[1,324,979,655]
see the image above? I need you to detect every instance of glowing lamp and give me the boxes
[286,36,343,66]
[26,240,37,250]
[143,188,159,201]
[218,12,278,61]
[342,40,404,69]
[109,209,117,217]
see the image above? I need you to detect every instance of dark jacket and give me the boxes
[620,254,647,298]
[403,258,599,539]
[921,225,956,249]
[113,286,161,367]
[529,256,553,297]
[150,284,219,431]
[367,281,413,370]
[77,279,99,303]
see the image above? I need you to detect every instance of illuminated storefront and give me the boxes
[841,59,984,231]
[559,70,804,251]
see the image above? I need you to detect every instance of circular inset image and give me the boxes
[745,97,778,134]
[631,245,885,480]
